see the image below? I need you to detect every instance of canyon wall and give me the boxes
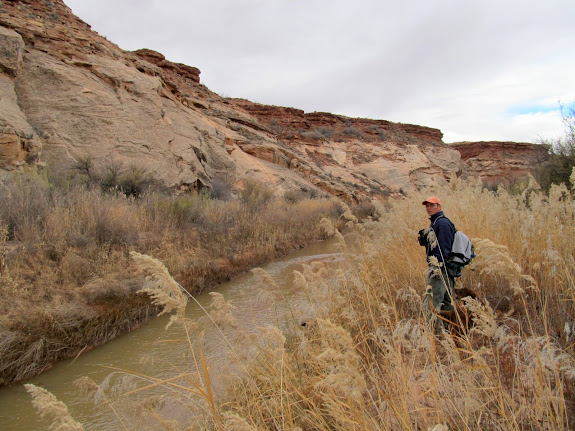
[0,0,548,202]
[452,141,549,186]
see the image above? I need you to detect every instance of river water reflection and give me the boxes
[0,237,343,430]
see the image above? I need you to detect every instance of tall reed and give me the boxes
[25,177,575,429]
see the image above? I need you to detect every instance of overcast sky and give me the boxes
[64,0,575,143]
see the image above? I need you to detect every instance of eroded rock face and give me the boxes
[0,72,41,170]
[229,98,461,200]
[451,141,549,186]
[0,25,24,76]
[13,49,236,190]
[0,0,548,202]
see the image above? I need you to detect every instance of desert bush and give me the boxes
[283,188,309,203]
[208,178,234,200]
[351,200,378,220]
[41,188,145,249]
[98,160,122,192]
[92,196,142,246]
[343,125,363,139]
[0,175,53,249]
[300,129,324,140]
[150,194,206,228]
[67,158,163,197]
[98,163,162,197]
[238,178,274,210]
[70,156,95,185]
[316,126,334,138]
[116,165,159,197]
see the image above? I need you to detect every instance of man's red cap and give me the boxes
[422,196,441,205]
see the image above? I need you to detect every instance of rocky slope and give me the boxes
[0,0,548,202]
[451,141,549,186]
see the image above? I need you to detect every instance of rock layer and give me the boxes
[0,0,548,201]
[451,141,549,186]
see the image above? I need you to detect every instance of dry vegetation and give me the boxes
[0,174,345,386]
[25,175,575,430]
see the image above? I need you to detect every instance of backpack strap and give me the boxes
[431,214,444,226]
[432,214,457,232]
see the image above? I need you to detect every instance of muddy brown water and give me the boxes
[0,237,342,430]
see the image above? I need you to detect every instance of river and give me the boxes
[0,236,343,430]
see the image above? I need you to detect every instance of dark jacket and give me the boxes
[427,212,455,263]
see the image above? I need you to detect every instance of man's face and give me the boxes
[425,203,441,217]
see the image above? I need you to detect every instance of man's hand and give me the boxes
[418,229,427,246]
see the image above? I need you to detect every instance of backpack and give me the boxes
[433,215,475,278]
[450,230,475,265]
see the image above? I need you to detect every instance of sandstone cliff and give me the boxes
[451,141,549,186]
[0,0,547,202]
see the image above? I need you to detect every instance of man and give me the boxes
[418,196,455,314]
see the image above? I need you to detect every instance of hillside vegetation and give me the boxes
[0,174,347,386]
[26,176,575,430]
[536,106,575,192]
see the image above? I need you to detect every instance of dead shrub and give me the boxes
[93,197,141,246]
[60,251,94,286]
[238,179,274,210]
[351,200,378,220]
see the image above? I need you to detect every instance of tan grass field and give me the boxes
[25,176,575,430]
[0,176,345,386]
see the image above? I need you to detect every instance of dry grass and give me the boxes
[25,177,575,430]
[0,175,345,386]
[211,177,575,430]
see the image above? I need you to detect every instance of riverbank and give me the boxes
[0,233,345,431]
[0,175,354,386]
[130,179,574,429]
[15,178,575,429]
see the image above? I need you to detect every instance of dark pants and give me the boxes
[426,264,455,311]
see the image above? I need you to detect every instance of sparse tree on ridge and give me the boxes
[536,105,575,191]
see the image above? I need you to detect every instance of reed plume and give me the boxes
[130,251,187,328]
[25,384,84,431]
